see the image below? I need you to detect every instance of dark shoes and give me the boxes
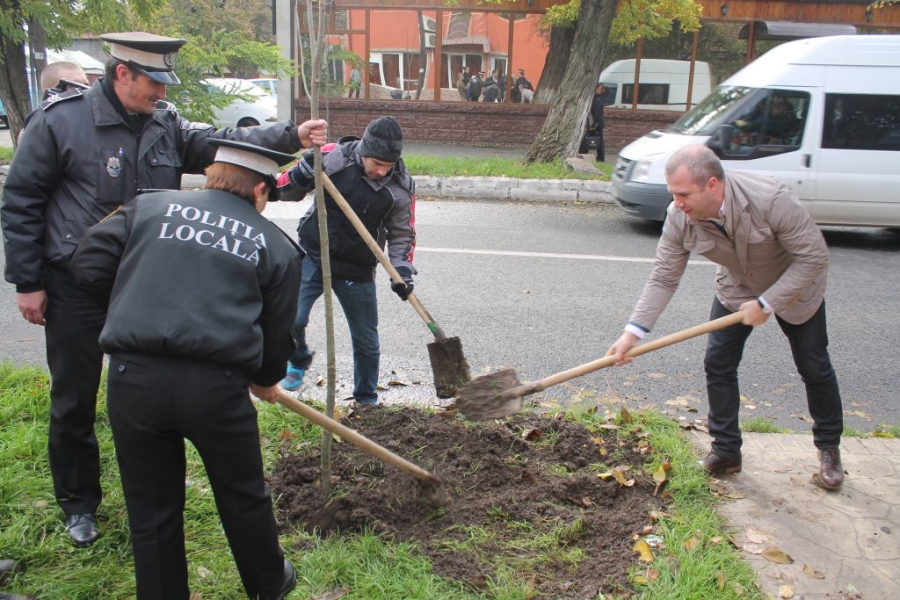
[0,560,24,587]
[700,452,742,475]
[0,559,35,600]
[818,448,844,490]
[65,513,101,547]
[274,559,297,600]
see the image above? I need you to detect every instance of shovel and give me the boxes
[275,391,448,505]
[456,311,746,421]
[319,172,471,398]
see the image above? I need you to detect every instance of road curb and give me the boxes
[2,167,614,205]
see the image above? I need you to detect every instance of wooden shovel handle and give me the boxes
[507,311,746,399]
[275,392,441,485]
[319,173,447,340]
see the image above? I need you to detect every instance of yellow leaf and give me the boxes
[633,539,654,562]
[778,584,794,598]
[717,570,726,590]
[802,564,826,580]
[683,536,700,551]
[632,574,648,585]
[620,406,633,423]
[762,547,794,564]
[653,461,672,483]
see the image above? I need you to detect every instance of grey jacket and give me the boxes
[630,170,829,330]
[1,80,303,292]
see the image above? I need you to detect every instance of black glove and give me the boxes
[390,266,414,301]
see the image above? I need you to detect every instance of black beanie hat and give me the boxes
[359,116,403,163]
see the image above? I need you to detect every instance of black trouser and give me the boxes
[44,262,106,516]
[704,297,843,458]
[107,353,285,600]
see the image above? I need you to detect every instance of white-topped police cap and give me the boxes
[101,32,187,85]
[207,139,297,197]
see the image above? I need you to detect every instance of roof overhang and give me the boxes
[739,20,858,40]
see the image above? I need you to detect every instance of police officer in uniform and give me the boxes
[0,31,327,547]
[69,140,303,600]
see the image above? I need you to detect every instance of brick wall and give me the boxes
[295,99,682,154]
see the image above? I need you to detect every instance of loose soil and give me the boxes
[270,404,667,598]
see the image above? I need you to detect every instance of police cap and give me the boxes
[101,32,187,85]
[207,139,297,199]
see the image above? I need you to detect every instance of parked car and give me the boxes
[247,78,278,97]
[0,99,8,129]
[599,59,712,112]
[202,78,277,128]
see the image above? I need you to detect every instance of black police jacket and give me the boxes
[69,190,303,386]
[1,80,303,293]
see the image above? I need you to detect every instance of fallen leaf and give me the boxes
[741,542,765,554]
[647,568,660,581]
[279,428,296,441]
[197,566,212,579]
[315,375,326,386]
[190,593,202,600]
[773,465,792,473]
[762,547,794,564]
[802,564,826,580]
[665,397,689,407]
[683,535,700,551]
[647,372,666,379]
[778,584,794,598]
[387,379,409,387]
[653,462,672,483]
[644,534,665,549]
[745,529,770,544]
[521,427,543,441]
[632,574,648,585]
[710,535,723,545]
[724,491,747,499]
[521,471,538,484]
[633,539,654,562]
[566,496,593,508]
[718,570,726,591]
[620,407,633,423]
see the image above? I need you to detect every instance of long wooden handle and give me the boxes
[505,311,746,400]
[275,392,441,485]
[319,173,447,340]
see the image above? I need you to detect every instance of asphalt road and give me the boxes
[2,193,898,433]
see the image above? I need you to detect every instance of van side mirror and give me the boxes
[707,124,734,157]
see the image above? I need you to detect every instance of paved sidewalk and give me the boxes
[690,431,900,599]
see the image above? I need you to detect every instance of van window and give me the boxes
[670,86,756,135]
[822,94,900,152]
[726,90,809,150]
[622,83,669,106]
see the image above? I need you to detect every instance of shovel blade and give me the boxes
[455,368,523,421]
[428,336,471,399]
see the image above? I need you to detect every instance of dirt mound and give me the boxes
[270,405,666,597]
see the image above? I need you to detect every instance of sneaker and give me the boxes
[280,366,306,391]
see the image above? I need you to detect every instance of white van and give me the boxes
[610,35,900,227]
[599,59,712,112]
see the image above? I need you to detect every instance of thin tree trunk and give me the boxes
[305,0,336,496]
[524,0,616,163]
[534,24,576,106]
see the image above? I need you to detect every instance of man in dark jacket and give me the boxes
[0,31,327,547]
[69,140,302,600]
[275,116,417,405]
[580,84,606,162]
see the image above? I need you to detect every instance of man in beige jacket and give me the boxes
[607,145,844,490]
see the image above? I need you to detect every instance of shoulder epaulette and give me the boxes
[40,88,84,111]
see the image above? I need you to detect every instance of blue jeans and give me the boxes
[704,297,843,457]
[289,256,380,404]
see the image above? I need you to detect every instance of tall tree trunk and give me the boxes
[525,0,616,163]
[534,24,576,106]
[0,31,31,149]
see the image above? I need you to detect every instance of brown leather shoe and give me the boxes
[700,452,742,475]
[818,448,843,490]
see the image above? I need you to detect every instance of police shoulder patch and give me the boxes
[40,88,84,111]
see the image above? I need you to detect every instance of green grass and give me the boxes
[1,146,609,181]
[1,362,765,599]
[874,423,900,438]
[740,416,788,434]
[403,153,611,180]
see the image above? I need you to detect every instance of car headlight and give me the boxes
[630,153,663,183]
